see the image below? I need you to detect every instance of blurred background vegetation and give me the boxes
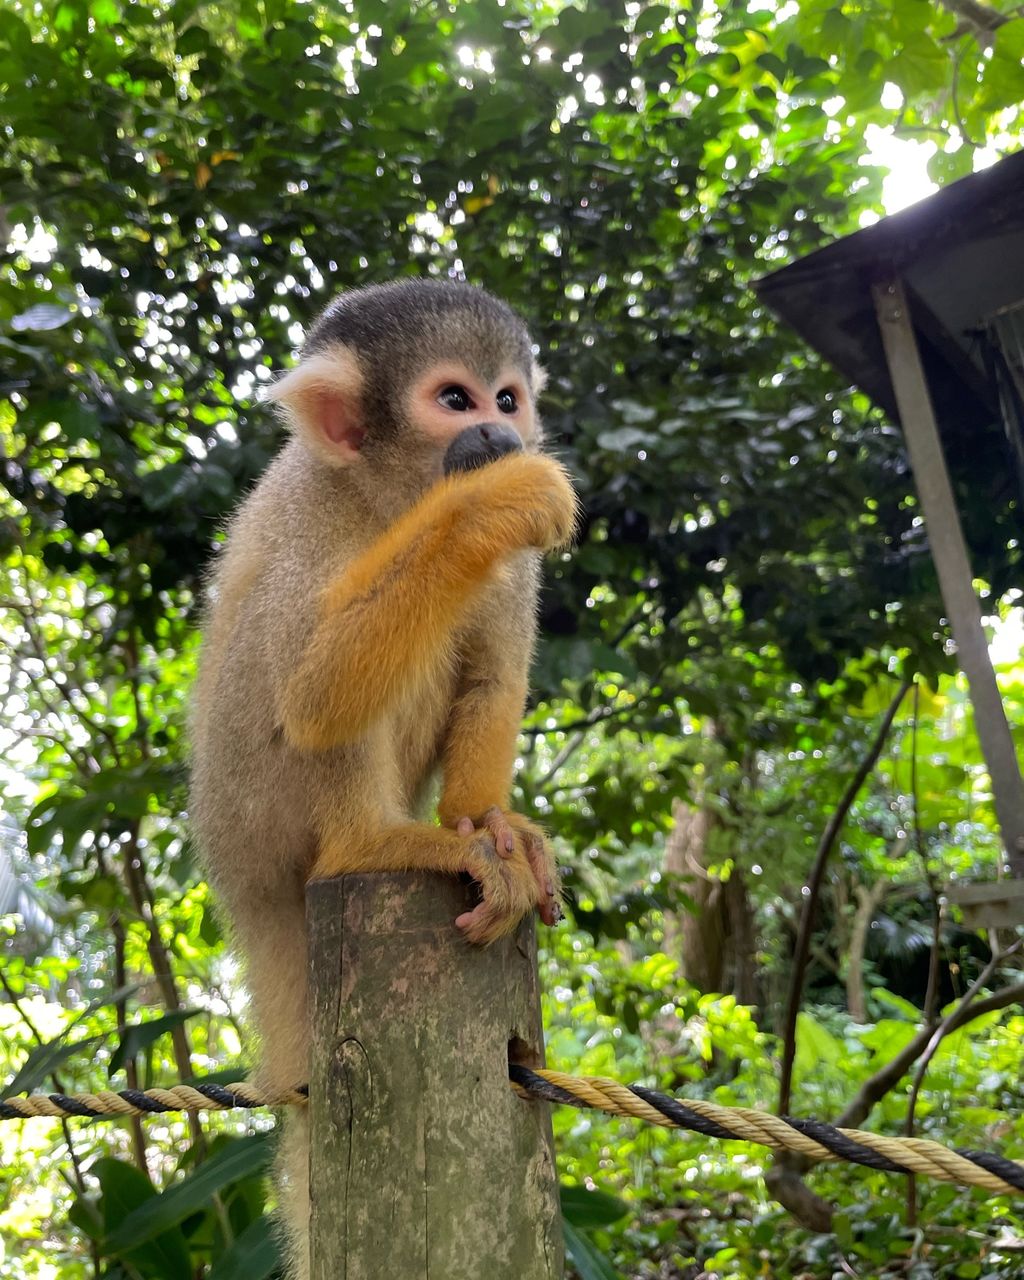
[1,0,1023,1276]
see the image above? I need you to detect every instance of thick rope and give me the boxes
[0,1081,307,1119]
[3,1069,1021,1198]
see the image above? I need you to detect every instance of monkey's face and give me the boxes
[400,362,538,482]
[266,281,547,508]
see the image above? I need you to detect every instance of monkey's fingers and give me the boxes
[521,828,561,926]
[487,812,560,924]
[456,894,521,945]
[457,844,541,945]
[454,809,515,857]
[480,805,517,857]
[455,900,495,941]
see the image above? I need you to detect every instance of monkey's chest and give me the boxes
[391,657,461,801]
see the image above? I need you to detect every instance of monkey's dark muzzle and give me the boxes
[442,422,523,476]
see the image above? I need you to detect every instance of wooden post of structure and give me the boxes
[873,277,1024,876]
[307,872,564,1280]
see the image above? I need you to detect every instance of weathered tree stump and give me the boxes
[307,872,563,1280]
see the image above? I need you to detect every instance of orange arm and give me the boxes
[437,592,535,827]
[280,453,575,751]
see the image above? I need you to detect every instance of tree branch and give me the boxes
[936,0,1009,45]
[118,823,204,1151]
[777,677,913,1115]
[838,976,1024,1130]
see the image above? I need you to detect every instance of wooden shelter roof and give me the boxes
[755,149,1024,444]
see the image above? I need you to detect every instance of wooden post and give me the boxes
[307,872,563,1280]
[873,277,1024,875]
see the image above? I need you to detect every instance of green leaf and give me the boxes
[793,1011,842,1071]
[176,26,210,56]
[889,36,946,98]
[206,1214,281,1280]
[993,15,1024,61]
[106,1134,273,1252]
[94,1158,191,1280]
[755,52,787,83]
[179,1066,250,1089]
[89,0,121,24]
[561,1185,630,1229]
[109,1009,202,1076]
[6,1033,109,1096]
[562,1219,621,1280]
[926,147,973,185]
[68,1195,103,1243]
[872,989,924,1020]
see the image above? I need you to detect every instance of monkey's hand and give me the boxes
[455,811,561,942]
[450,453,578,557]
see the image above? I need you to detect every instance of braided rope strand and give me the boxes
[0,1081,307,1120]
[4,1068,1021,1198]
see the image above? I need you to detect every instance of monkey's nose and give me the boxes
[443,422,523,476]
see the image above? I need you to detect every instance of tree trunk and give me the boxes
[664,799,757,1002]
[846,881,888,1023]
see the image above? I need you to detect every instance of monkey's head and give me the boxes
[266,280,546,507]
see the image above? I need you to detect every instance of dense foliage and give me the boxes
[2,0,1023,1277]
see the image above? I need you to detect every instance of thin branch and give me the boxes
[534,729,587,788]
[95,844,149,1174]
[770,971,1024,1226]
[905,939,1021,1135]
[124,629,150,760]
[838,975,1024,1130]
[118,823,204,1151]
[0,966,45,1041]
[5,594,122,763]
[909,681,945,1027]
[12,664,100,775]
[935,0,1009,45]
[950,38,986,148]
[777,677,913,1115]
[522,699,645,738]
[0,967,101,1278]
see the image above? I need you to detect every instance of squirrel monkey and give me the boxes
[190,280,577,1277]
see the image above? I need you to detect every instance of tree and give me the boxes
[2,1,1022,1276]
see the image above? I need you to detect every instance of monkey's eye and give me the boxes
[496,388,518,414]
[438,385,472,411]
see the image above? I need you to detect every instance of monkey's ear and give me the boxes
[530,360,548,398]
[264,347,366,465]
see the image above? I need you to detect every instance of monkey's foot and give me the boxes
[455,809,561,929]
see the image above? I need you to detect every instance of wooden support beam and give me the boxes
[307,872,563,1280]
[873,277,1024,876]
[946,879,1024,930]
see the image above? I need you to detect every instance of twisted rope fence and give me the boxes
[3,1066,1022,1197]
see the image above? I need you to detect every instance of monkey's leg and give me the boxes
[280,455,575,751]
[312,822,541,945]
